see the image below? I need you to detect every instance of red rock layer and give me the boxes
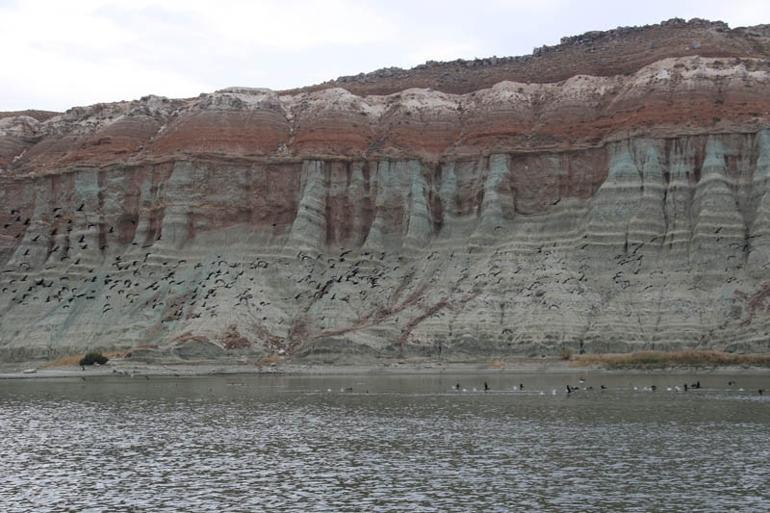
[3,56,770,174]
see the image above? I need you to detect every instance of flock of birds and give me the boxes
[69,371,767,396]
[292,379,768,397]
[442,378,766,396]
[2,202,482,349]
[1,201,461,355]
[0,201,632,313]
[1,202,769,365]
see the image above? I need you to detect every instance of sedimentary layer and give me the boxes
[2,22,770,362]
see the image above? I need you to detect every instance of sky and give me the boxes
[2,0,770,112]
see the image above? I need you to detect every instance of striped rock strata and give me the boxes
[2,24,770,362]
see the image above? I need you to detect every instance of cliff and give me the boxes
[2,19,770,362]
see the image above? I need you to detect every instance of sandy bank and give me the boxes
[3,357,770,380]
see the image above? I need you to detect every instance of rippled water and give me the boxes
[1,373,769,512]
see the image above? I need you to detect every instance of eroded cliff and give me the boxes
[2,20,770,362]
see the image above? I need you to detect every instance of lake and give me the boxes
[1,372,769,512]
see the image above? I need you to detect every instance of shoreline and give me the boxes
[3,358,770,380]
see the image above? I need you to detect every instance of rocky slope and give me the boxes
[2,19,770,362]
[286,18,770,96]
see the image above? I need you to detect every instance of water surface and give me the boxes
[1,373,769,512]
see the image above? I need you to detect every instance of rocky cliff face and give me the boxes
[2,19,770,362]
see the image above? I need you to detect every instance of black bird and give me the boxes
[484,382,489,392]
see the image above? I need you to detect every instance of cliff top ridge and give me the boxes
[282,18,770,96]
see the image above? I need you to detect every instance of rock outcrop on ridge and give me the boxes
[2,19,770,362]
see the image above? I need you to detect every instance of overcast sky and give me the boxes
[2,0,769,112]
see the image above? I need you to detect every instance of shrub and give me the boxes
[79,351,109,366]
[559,347,574,360]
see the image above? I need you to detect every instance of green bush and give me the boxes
[79,351,109,366]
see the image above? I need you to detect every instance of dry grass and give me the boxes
[488,359,506,369]
[571,350,770,369]
[42,351,127,368]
